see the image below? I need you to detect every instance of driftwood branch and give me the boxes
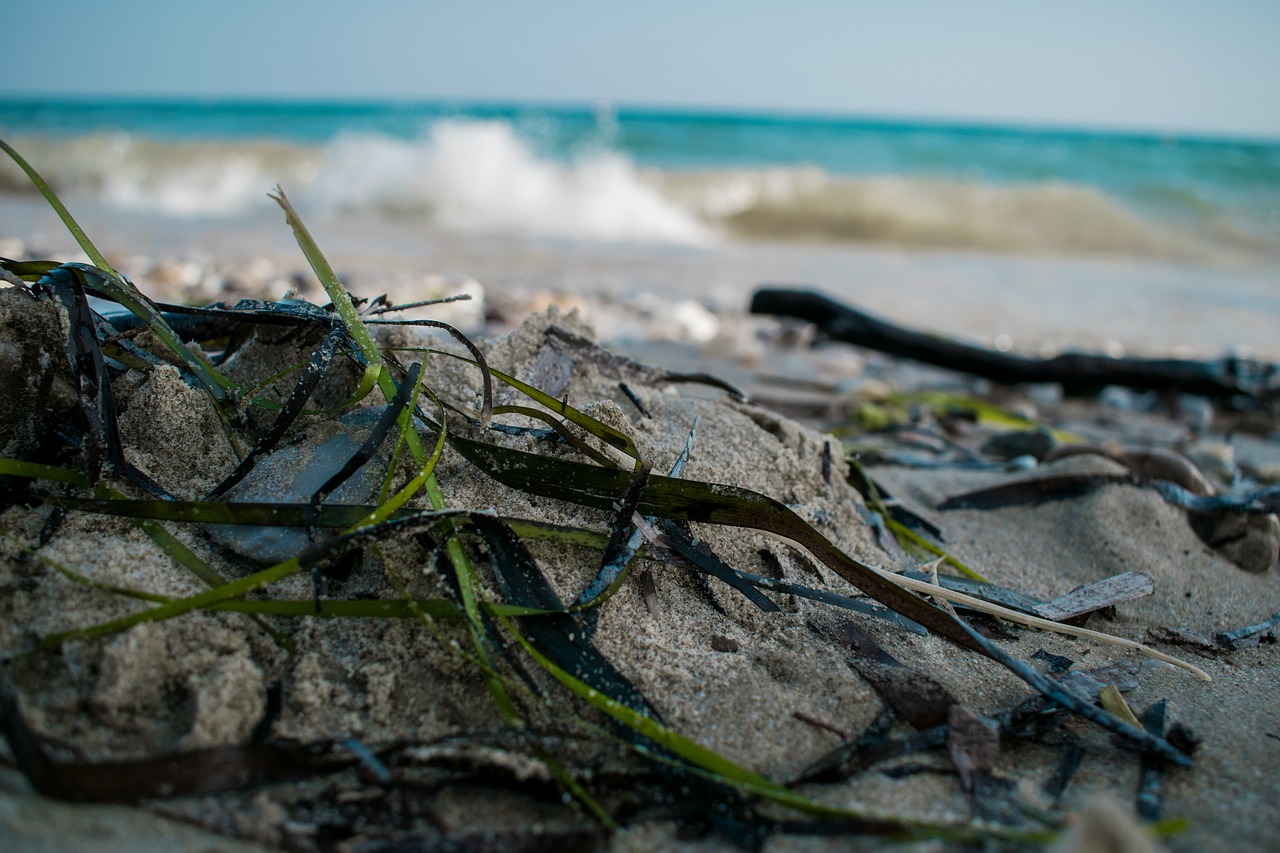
[750,287,1280,402]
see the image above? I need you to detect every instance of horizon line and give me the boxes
[2,91,1278,147]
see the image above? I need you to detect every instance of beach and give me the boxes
[1,102,1279,851]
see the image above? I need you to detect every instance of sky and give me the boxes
[3,0,1279,139]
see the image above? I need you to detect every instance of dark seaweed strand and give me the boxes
[731,568,926,634]
[845,457,944,541]
[473,515,658,720]
[618,382,652,419]
[37,267,110,483]
[914,572,1047,617]
[363,317,494,425]
[207,324,349,499]
[942,473,1280,516]
[1218,610,1280,649]
[380,519,544,703]
[472,515,770,849]
[98,376,174,500]
[366,293,473,316]
[0,679,90,800]
[660,370,749,402]
[575,462,652,612]
[1136,699,1169,820]
[311,361,423,506]
[951,618,1191,767]
[1041,739,1085,805]
[33,269,171,498]
[198,296,337,321]
[449,436,1195,764]
[655,519,780,612]
[816,619,956,730]
[87,321,175,499]
[95,314,172,371]
[1149,480,1280,515]
[490,404,620,469]
[1,678,358,802]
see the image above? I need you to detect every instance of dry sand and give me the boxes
[0,260,1277,853]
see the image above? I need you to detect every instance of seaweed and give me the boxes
[810,618,955,730]
[946,704,1020,825]
[1135,700,1169,821]
[793,660,1143,786]
[1041,739,1085,806]
[0,138,1219,848]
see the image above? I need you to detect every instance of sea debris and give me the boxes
[811,618,955,730]
[751,287,1280,403]
[1032,571,1154,624]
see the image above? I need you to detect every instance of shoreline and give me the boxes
[4,192,1279,363]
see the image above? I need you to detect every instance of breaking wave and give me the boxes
[1,119,1268,260]
[665,169,1269,259]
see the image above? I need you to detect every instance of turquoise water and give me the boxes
[2,97,1279,259]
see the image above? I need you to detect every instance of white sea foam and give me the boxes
[100,146,273,216]
[310,120,713,243]
[0,122,711,244]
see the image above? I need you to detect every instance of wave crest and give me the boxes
[311,121,711,243]
[670,169,1246,260]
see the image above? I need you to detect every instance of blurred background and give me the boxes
[2,1,1278,357]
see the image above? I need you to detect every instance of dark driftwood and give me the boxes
[750,287,1280,401]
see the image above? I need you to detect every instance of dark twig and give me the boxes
[1217,610,1280,650]
[1136,700,1168,821]
[751,287,1280,402]
[791,711,855,742]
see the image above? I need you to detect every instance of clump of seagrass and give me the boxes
[0,136,1210,850]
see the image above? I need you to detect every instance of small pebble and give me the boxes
[1004,454,1039,471]
[1183,442,1237,486]
[981,427,1057,461]
[710,635,740,653]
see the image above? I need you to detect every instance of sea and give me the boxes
[2,98,1279,356]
